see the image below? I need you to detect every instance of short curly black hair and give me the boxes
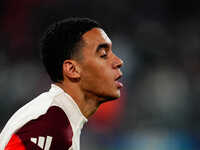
[40,17,103,82]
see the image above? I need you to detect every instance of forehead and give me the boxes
[82,28,112,47]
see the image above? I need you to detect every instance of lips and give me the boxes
[115,80,123,88]
[115,73,123,88]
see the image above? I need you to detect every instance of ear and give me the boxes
[63,60,80,79]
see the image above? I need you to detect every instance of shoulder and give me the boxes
[19,106,72,132]
[6,106,73,150]
[0,92,52,149]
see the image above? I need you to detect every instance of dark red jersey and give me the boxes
[0,84,87,150]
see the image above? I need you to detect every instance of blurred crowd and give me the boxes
[1,0,200,149]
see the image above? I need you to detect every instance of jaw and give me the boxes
[97,89,121,103]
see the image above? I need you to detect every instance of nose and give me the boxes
[112,55,124,69]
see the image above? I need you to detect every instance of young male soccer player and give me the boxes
[0,17,123,150]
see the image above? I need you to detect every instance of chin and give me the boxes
[113,89,121,98]
[102,90,121,102]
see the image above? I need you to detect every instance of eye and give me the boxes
[100,53,107,58]
[100,50,108,58]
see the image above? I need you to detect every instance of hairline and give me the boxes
[70,27,103,61]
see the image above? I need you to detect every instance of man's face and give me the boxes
[78,28,123,101]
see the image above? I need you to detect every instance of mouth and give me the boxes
[115,74,123,88]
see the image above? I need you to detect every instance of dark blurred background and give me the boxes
[1,0,200,149]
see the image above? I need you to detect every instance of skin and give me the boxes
[56,28,123,118]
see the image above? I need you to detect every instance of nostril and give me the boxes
[112,61,122,69]
[117,59,123,68]
[112,55,123,69]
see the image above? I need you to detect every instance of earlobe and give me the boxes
[63,60,80,79]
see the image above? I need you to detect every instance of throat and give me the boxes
[54,82,101,119]
[80,96,101,118]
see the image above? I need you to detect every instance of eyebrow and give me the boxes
[96,43,110,53]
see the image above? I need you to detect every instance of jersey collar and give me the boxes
[50,84,88,130]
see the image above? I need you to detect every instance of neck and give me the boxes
[55,82,101,119]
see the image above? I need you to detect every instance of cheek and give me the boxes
[80,60,113,88]
[92,61,113,81]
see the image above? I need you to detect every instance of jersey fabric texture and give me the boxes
[0,84,88,150]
